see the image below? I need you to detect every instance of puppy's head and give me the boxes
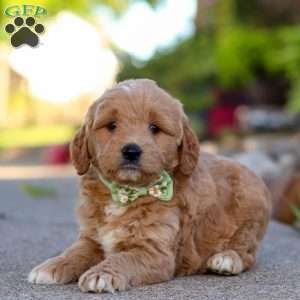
[70,79,199,185]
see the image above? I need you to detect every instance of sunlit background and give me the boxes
[1,0,300,228]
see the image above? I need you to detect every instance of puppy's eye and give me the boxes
[106,121,117,132]
[149,123,160,134]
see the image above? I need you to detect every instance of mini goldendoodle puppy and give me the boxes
[28,79,271,293]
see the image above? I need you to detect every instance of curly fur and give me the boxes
[28,79,272,293]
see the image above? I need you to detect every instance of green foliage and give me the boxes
[290,204,300,232]
[0,0,162,21]
[0,125,75,149]
[20,183,57,199]
[290,204,300,221]
[119,24,300,112]
[0,0,162,40]
[0,0,124,18]
[118,36,216,112]
[215,27,272,87]
[216,25,300,113]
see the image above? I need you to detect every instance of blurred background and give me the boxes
[1,0,300,228]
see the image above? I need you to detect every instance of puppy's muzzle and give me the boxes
[121,143,142,165]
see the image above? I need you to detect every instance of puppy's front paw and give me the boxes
[28,256,77,284]
[207,250,243,275]
[79,266,127,293]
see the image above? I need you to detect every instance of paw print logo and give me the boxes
[5,16,45,48]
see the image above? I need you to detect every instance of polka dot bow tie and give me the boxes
[98,170,173,206]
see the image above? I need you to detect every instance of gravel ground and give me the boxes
[1,177,300,300]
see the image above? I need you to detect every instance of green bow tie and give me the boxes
[98,170,173,206]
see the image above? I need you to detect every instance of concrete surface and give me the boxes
[1,177,300,300]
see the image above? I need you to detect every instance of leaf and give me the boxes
[290,204,300,221]
[20,183,57,199]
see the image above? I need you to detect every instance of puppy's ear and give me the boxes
[177,117,200,176]
[70,125,90,175]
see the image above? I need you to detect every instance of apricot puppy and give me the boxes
[28,79,271,293]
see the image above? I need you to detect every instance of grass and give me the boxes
[291,204,300,221]
[0,125,76,149]
[20,183,57,199]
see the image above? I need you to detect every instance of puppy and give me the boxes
[28,79,271,293]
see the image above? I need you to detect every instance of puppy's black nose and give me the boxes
[122,143,142,163]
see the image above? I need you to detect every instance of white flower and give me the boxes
[149,186,162,198]
[119,190,129,203]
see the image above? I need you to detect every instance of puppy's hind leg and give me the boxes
[206,221,264,275]
[206,250,244,275]
[28,237,103,284]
